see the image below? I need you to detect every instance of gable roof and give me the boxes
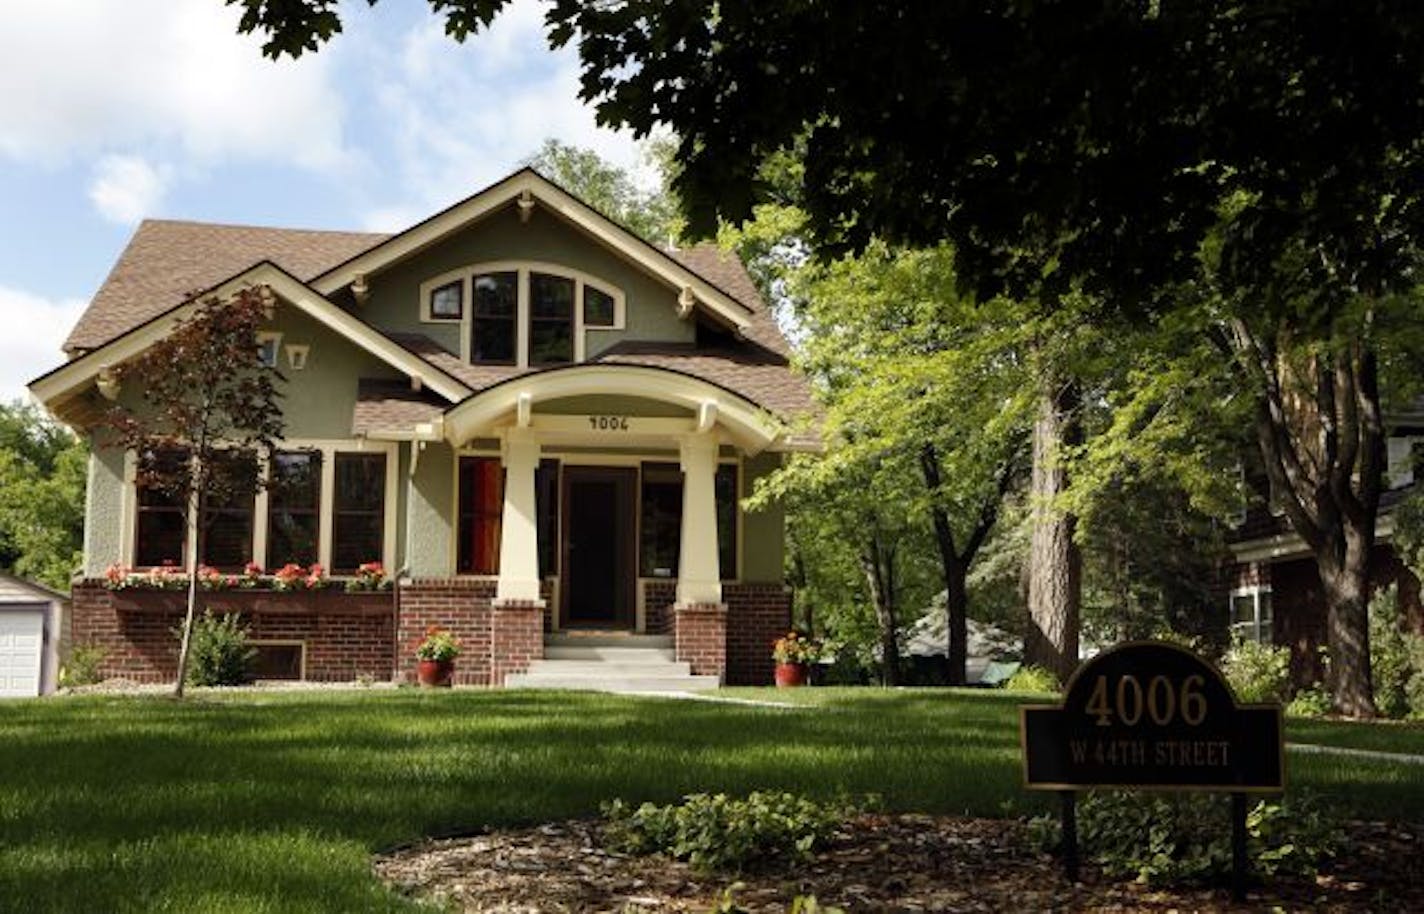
[309,168,758,337]
[32,263,475,410]
[65,220,388,353]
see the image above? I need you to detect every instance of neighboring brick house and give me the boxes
[1226,433,1424,685]
[29,169,812,687]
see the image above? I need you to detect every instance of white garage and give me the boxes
[0,574,64,698]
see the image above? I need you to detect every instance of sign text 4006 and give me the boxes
[1085,674,1208,728]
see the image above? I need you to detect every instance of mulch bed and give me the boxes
[374,814,1421,913]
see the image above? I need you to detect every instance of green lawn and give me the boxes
[1,687,1421,913]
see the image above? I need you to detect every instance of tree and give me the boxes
[105,290,284,698]
[231,0,1424,714]
[523,139,682,244]
[0,402,87,590]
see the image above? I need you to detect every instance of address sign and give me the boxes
[1020,641,1284,792]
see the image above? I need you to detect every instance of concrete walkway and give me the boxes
[1287,741,1424,766]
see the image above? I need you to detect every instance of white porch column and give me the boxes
[676,433,722,605]
[495,431,543,603]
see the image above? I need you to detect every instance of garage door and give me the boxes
[0,610,43,698]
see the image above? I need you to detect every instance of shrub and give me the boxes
[60,644,106,687]
[1220,638,1291,703]
[1030,791,1341,886]
[603,792,856,874]
[1368,585,1424,719]
[1286,684,1333,718]
[1005,665,1060,693]
[181,610,256,687]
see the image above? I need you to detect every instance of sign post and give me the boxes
[1020,641,1284,901]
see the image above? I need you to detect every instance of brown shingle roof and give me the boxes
[590,341,817,420]
[351,379,445,435]
[665,244,791,358]
[65,220,389,352]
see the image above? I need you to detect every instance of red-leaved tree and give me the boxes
[105,288,285,697]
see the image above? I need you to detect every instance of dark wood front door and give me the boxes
[561,466,637,628]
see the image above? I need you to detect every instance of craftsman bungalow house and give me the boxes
[30,169,813,688]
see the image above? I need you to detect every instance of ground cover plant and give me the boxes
[1,687,1422,912]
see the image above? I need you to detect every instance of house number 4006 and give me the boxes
[587,415,630,431]
[1085,674,1208,728]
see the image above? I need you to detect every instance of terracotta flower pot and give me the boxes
[775,661,809,688]
[416,659,455,688]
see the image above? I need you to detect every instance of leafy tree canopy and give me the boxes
[229,1,1424,318]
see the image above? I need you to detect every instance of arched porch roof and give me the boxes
[440,363,785,454]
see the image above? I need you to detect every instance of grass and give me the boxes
[1,687,1421,913]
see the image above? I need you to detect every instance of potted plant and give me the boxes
[414,626,462,688]
[772,631,821,688]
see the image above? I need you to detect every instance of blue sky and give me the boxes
[0,0,648,403]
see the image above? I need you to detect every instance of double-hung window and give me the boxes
[266,450,322,568]
[134,448,189,568]
[1230,587,1274,643]
[332,453,387,574]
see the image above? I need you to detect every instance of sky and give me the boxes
[0,0,648,404]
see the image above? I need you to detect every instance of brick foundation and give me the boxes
[724,584,793,686]
[490,599,545,685]
[643,580,676,634]
[674,602,728,680]
[396,579,495,685]
[69,581,395,683]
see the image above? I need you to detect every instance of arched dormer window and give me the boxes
[419,262,625,367]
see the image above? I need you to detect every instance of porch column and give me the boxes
[676,432,722,606]
[495,431,543,603]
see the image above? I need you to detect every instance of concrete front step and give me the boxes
[505,673,721,693]
[519,659,693,677]
[545,633,672,648]
[543,645,677,662]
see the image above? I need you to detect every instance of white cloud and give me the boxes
[0,287,87,404]
[89,155,169,224]
[0,1,351,172]
[349,0,647,223]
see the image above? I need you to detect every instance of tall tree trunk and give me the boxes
[1230,320,1382,717]
[859,533,901,685]
[1318,538,1375,717]
[1025,372,1081,683]
[173,487,200,699]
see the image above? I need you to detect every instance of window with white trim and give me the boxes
[1229,586,1273,643]
[420,262,625,366]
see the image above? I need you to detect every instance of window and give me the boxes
[250,642,304,680]
[1230,588,1273,643]
[528,272,575,365]
[536,459,560,577]
[583,285,617,328]
[332,453,386,574]
[715,464,738,580]
[457,456,504,574]
[257,332,282,368]
[200,451,257,570]
[267,450,322,569]
[134,449,189,568]
[637,462,740,580]
[471,272,518,364]
[428,280,463,320]
[640,463,682,577]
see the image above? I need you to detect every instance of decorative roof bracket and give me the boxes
[677,286,696,319]
[351,273,370,304]
[517,190,536,224]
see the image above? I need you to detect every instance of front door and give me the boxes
[561,466,637,628]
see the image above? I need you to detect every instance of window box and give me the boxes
[110,587,395,617]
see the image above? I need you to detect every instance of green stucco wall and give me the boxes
[84,446,126,577]
[360,204,693,356]
[740,451,785,584]
[405,441,454,578]
[263,301,404,439]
